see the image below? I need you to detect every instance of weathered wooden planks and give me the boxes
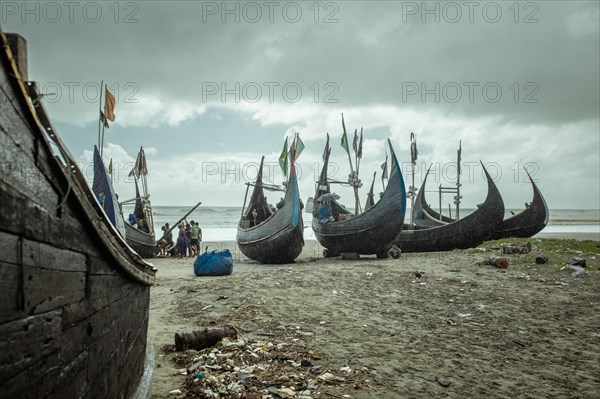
[1,30,154,399]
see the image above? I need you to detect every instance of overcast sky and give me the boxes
[3,0,599,209]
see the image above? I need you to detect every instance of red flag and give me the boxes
[104,86,116,122]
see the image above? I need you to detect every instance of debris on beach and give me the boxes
[175,326,238,351]
[568,264,586,278]
[486,256,509,269]
[535,255,549,264]
[341,252,360,260]
[167,335,375,398]
[571,257,587,268]
[502,242,532,254]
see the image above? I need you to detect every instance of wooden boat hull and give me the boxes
[312,140,407,257]
[413,167,548,240]
[0,31,155,399]
[125,222,158,258]
[238,222,304,263]
[489,172,549,240]
[236,157,304,264]
[397,164,505,252]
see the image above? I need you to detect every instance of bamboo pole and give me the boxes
[156,201,202,242]
[97,80,103,156]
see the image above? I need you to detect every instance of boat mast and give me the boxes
[341,114,362,214]
[409,132,417,226]
[97,80,103,156]
[455,140,462,219]
[438,140,462,221]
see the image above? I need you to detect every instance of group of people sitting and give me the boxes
[157,220,202,258]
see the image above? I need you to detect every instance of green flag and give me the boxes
[341,131,350,154]
[279,137,288,176]
[340,113,350,154]
[295,134,305,160]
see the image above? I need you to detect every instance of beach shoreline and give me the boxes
[147,236,600,398]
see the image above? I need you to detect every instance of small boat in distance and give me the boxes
[236,136,304,264]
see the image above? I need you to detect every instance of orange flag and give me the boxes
[104,86,116,122]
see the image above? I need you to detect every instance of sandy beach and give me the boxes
[147,235,600,398]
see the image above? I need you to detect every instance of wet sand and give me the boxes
[147,235,600,398]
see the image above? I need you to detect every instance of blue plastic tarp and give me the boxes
[194,249,234,276]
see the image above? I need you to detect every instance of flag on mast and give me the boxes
[410,132,418,165]
[381,154,388,182]
[279,137,288,177]
[357,128,363,159]
[340,113,350,154]
[294,134,304,161]
[104,86,116,122]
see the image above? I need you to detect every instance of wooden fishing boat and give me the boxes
[123,147,157,258]
[0,30,156,399]
[489,170,549,240]
[397,163,505,252]
[413,167,548,239]
[312,139,407,258]
[236,155,304,263]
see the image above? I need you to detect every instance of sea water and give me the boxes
[122,205,600,242]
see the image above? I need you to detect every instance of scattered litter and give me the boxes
[168,389,182,395]
[535,255,549,264]
[571,257,587,268]
[456,313,472,318]
[436,376,451,387]
[465,321,486,328]
[569,264,585,277]
[169,334,376,398]
[201,305,213,311]
[503,242,531,254]
[414,371,436,381]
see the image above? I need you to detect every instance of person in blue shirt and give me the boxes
[317,200,334,224]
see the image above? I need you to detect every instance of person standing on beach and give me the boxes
[190,221,200,256]
[177,224,189,258]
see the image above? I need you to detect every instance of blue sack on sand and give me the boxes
[194,249,234,276]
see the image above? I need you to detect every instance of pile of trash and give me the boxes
[168,335,376,398]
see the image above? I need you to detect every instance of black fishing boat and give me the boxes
[312,138,407,258]
[489,170,549,239]
[397,163,505,252]
[236,153,304,264]
[1,30,155,398]
[413,167,549,239]
[123,147,157,258]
